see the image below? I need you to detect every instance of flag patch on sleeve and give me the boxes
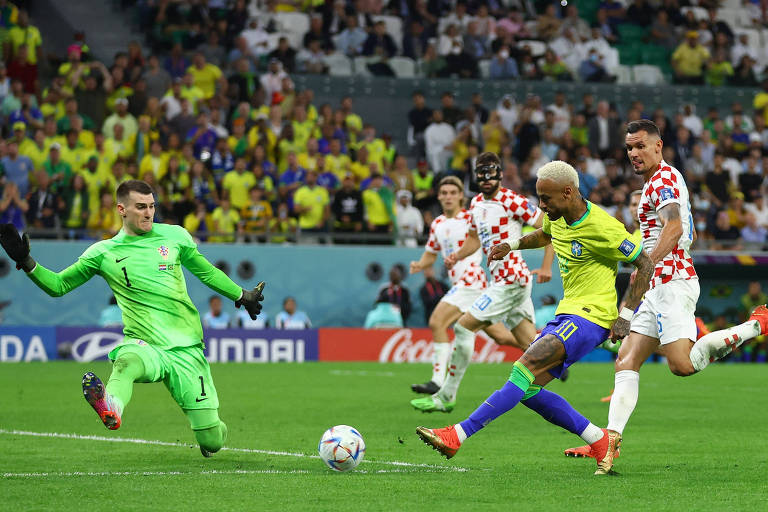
[659,188,675,201]
[619,239,636,257]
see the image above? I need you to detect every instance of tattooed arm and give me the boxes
[649,203,683,264]
[610,250,654,340]
[487,228,552,264]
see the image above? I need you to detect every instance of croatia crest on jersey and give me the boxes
[158,245,169,260]
[571,240,583,256]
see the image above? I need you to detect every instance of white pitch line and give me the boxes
[328,370,396,377]
[2,468,454,478]
[0,429,469,472]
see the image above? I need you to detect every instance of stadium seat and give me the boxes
[275,12,310,36]
[388,56,416,78]
[353,56,375,76]
[616,43,643,66]
[680,6,709,22]
[617,24,646,42]
[517,40,546,57]
[478,59,490,79]
[632,65,666,85]
[324,53,353,76]
[736,28,761,51]
[615,65,633,84]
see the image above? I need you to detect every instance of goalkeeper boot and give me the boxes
[411,380,440,394]
[416,425,461,459]
[82,372,121,430]
[749,305,768,335]
[410,394,455,413]
[592,428,621,475]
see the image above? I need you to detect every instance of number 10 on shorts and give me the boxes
[554,320,578,341]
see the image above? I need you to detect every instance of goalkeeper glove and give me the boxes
[235,281,265,319]
[0,223,35,272]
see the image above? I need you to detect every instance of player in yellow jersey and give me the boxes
[416,161,655,476]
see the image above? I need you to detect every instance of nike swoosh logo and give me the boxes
[116,257,129,263]
[195,397,209,403]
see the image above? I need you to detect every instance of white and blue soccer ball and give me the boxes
[318,425,366,472]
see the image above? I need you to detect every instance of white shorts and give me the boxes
[630,279,699,345]
[441,285,482,313]
[469,280,534,329]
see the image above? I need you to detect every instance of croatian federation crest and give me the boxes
[571,240,583,256]
[158,245,169,260]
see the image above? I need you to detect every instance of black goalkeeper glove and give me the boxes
[0,223,35,272]
[235,281,265,320]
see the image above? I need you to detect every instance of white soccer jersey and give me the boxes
[425,210,487,290]
[469,188,542,286]
[637,160,697,289]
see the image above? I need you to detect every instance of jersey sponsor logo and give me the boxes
[659,188,675,201]
[619,239,636,257]
[115,256,129,263]
[158,245,169,260]
[571,240,583,256]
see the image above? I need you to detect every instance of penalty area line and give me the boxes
[0,429,470,472]
[2,468,455,478]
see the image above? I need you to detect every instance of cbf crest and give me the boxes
[158,245,169,260]
[571,240,583,256]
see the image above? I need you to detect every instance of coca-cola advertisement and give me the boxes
[318,328,524,363]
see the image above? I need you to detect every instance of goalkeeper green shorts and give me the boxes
[109,339,219,411]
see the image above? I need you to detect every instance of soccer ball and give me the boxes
[318,425,366,472]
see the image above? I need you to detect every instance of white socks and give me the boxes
[580,423,604,444]
[606,370,639,435]
[689,320,761,372]
[431,342,452,386]
[454,423,467,443]
[439,323,475,402]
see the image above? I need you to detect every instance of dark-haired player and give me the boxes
[0,180,265,457]
[411,152,554,413]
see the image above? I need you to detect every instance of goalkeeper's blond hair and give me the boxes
[536,160,579,190]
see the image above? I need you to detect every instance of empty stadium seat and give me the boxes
[388,56,416,78]
[324,53,353,76]
[615,64,633,84]
[517,39,546,57]
[478,59,490,79]
[353,56,375,76]
[632,64,666,85]
[680,6,709,22]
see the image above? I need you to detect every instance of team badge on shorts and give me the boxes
[158,245,169,260]
[571,240,583,256]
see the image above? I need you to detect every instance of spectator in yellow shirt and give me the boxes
[291,104,317,148]
[357,124,388,172]
[139,140,169,180]
[293,170,330,232]
[6,10,42,66]
[221,157,256,210]
[671,31,710,85]
[187,52,225,100]
[19,128,48,170]
[269,202,298,244]
[79,155,114,218]
[297,137,321,172]
[753,78,768,125]
[59,129,90,172]
[180,73,205,113]
[184,200,214,242]
[210,197,242,243]
[88,190,121,239]
[362,173,394,240]
[325,138,351,181]
[350,145,372,183]
[241,186,273,240]
[227,118,249,157]
[104,123,135,161]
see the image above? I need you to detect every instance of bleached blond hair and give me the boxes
[536,160,579,190]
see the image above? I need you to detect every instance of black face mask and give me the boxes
[475,163,501,183]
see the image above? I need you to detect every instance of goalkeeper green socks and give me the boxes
[105,352,147,413]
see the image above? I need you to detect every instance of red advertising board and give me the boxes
[318,328,524,363]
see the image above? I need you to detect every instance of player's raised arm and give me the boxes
[178,229,265,319]
[0,223,99,297]
[487,228,552,265]
[529,212,554,283]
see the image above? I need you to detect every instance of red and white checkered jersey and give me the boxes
[637,160,697,289]
[469,188,542,285]
[425,210,487,290]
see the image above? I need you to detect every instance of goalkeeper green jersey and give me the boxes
[542,201,643,329]
[27,223,242,349]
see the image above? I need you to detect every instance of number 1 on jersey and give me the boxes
[122,266,131,287]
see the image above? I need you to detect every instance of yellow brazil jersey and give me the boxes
[19,139,48,170]
[8,25,42,64]
[60,144,90,173]
[542,201,643,329]
[222,170,256,210]
[325,153,351,181]
[139,153,169,181]
[186,64,222,99]
[296,152,318,172]
[293,185,329,230]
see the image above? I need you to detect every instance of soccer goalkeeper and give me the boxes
[0,180,265,457]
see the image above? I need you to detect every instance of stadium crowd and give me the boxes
[0,0,765,250]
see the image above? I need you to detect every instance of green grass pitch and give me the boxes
[1,361,767,511]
